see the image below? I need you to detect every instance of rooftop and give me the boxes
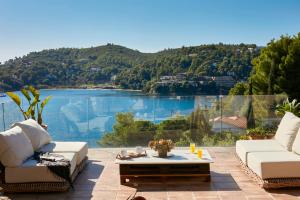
[1,147,300,200]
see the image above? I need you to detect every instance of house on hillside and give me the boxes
[176,73,187,81]
[212,76,235,88]
[210,116,247,133]
[159,76,176,82]
[159,73,187,83]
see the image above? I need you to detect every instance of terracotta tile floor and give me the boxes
[1,147,300,200]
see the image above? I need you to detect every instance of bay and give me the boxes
[0,89,215,147]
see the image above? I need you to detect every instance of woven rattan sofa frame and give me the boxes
[237,154,300,189]
[0,156,88,193]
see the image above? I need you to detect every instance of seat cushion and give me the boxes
[292,128,300,155]
[247,151,300,179]
[0,126,34,167]
[236,139,285,164]
[12,119,52,151]
[38,141,88,165]
[5,152,77,183]
[274,112,300,151]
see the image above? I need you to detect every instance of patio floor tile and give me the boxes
[2,147,300,200]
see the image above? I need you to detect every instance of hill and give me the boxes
[0,43,259,94]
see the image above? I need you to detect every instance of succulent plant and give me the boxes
[148,139,174,152]
[275,98,300,117]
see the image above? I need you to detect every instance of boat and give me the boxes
[0,93,6,97]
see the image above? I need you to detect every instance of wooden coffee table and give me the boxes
[115,149,213,185]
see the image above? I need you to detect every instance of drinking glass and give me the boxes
[197,149,203,159]
[190,143,195,153]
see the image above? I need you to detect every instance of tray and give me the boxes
[116,151,147,160]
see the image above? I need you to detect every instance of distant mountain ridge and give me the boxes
[0,43,260,94]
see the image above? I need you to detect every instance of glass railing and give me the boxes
[0,91,287,148]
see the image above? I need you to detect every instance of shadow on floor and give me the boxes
[266,188,300,198]
[122,172,241,192]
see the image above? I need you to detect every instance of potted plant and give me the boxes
[148,139,174,158]
[275,98,300,117]
[246,126,276,140]
[239,134,249,140]
[6,86,52,129]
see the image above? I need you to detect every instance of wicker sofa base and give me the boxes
[0,156,88,193]
[237,154,300,189]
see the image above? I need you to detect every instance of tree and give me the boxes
[0,43,258,95]
[99,113,156,147]
[229,82,249,95]
[250,33,300,100]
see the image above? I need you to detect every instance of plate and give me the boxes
[152,152,174,158]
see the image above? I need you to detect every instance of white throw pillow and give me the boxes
[275,112,300,151]
[0,126,34,167]
[292,128,300,155]
[12,119,52,150]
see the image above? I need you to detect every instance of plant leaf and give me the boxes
[25,106,32,118]
[6,92,21,106]
[28,86,40,98]
[41,96,52,109]
[32,96,39,106]
[21,88,31,102]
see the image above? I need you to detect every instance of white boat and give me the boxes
[0,93,6,97]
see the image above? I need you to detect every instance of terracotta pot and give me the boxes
[266,134,275,139]
[248,134,265,140]
[157,149,168,158]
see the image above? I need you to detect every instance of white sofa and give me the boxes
[236,112,300,188]
[0,119,88,193]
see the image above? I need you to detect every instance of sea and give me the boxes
[0,89,216,147]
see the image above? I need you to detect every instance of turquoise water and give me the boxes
[1,89,214,147]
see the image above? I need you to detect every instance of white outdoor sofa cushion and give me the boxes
[247,151,300,179]
[274,112,300,151]
[38,141,88,165]
[11,119,52,151]
[0,126,34,167]
[236,139,285,164]
[5,152,77,183]
[292,128,300,155]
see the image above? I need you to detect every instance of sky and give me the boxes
[0,0,300,62]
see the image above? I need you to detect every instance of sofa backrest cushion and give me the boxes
[12,119,52,150]
[0,126,34,167]
[292,128,300,155]
[275,112,300,151]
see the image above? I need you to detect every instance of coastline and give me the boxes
[39,84,142,92]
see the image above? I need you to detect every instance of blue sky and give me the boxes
[0,0,300,62]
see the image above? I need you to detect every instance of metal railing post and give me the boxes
[220,95,223,134]
[1,103,5,131]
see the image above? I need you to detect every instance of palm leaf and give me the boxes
[6,91,29,119]
[28,86,40,98]
[24,106,33,119]
[6,92,21,106]
[41,96,52,109]
[37,112,43,125]
[38,96,51,125]
[32,96,39,106]
[21,88,31,102]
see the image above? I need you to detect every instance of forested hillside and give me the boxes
[0,43,259,94]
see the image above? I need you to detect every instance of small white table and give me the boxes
[116,149,213,185]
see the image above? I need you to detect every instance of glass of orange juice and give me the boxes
[190,143,195,153]
[197,149,203,159]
